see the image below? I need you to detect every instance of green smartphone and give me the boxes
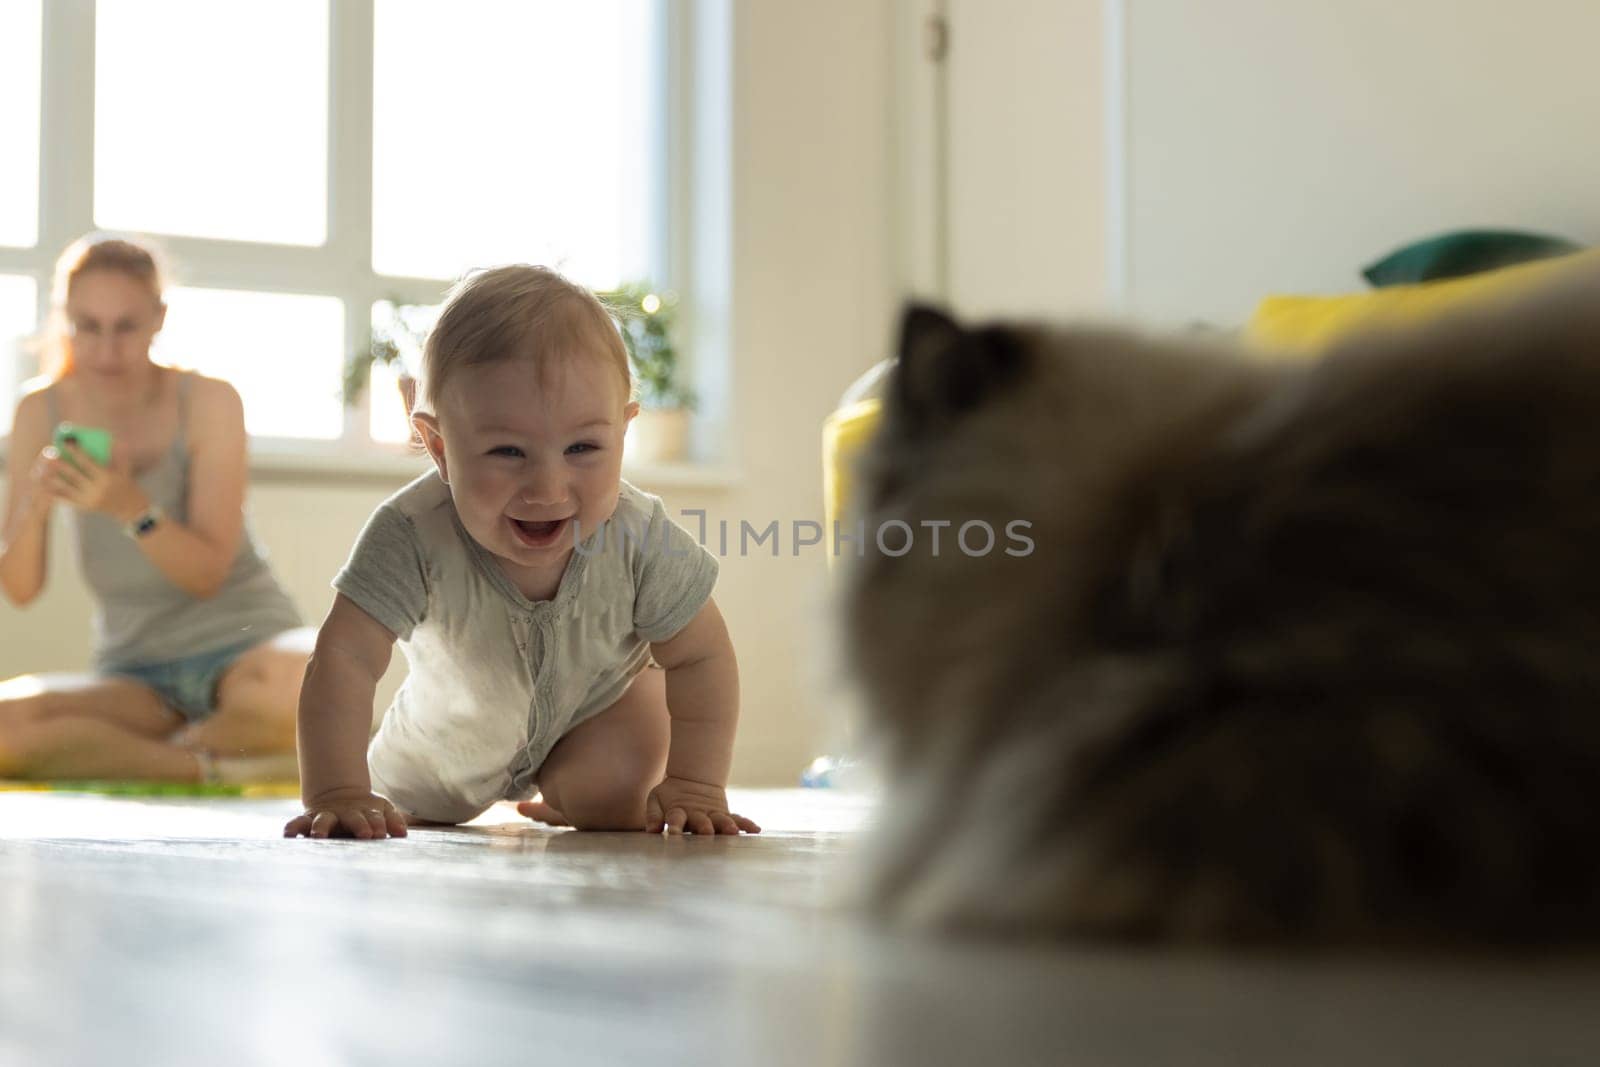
[53,422,114,469]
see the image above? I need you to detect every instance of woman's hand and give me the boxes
[44,441,148,523]
[645,775,761,835]
[284,787,409,840]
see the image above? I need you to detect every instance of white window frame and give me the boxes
[0,0,735,483]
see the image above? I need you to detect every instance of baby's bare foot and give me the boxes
[516,798,569,826]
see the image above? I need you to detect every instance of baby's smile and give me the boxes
[508,514,570,548]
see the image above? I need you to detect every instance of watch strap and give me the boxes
[124,504,165,539]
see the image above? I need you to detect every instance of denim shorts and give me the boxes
[105,639,260,723]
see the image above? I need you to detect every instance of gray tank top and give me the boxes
[47,374,302,669]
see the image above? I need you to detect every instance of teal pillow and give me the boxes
[1362,229,1583,288]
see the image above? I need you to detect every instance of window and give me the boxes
[0,276,39,436]
[94,0,329,246]
[373,1,659,284]
[366,299,438,445]
[0,0,672,460]
[157,288,345,439]
[0,1,42,249]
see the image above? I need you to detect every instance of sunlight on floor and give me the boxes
[0,787,875,841]
[1,788,1595,1066]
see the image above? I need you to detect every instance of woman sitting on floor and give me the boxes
[0,233,312,783]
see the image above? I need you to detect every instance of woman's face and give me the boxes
[64,269,166,381]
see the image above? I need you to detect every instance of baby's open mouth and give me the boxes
[509,516,569,546]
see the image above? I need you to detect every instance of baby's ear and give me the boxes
[412,411,449,484]
[894,303,1026,425]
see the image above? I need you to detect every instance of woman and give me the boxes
[0,233,311,783]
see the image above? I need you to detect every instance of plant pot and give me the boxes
[627,407,691,464]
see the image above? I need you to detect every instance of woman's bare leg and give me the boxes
[0,673,196,780]
[176,627,315,758]
[0,626,314,780]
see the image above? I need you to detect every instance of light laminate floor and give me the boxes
[0,789,1596,1066]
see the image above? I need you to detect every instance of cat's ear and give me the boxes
[899,304,965,368]
[894,303,1025,422]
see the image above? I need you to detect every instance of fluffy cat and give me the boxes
[842,271,1600,946]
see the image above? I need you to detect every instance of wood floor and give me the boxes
[0,788,1595,1066]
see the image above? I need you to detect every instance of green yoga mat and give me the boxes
[0,779,299,798]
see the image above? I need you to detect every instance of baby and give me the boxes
[285,265,758,838]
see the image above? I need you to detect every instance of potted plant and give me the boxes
[600,282,696,463]
[345,299,436,445]
[347,286,697,462]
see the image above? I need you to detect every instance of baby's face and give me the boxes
[428,351,636,587]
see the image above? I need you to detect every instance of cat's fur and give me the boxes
[842,271,1600,946]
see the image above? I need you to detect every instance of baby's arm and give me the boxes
[283,594,409,840]
[646,597,760,835]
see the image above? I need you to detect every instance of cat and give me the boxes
[841,270,1600,946]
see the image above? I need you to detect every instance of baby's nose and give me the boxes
[518,468,568,506]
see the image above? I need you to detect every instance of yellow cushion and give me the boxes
[1246,250,1598,354]
[822,253,1596,555]
[822,398,883,565]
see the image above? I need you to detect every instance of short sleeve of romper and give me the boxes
[630,493,719,643]
[332,504,430,641]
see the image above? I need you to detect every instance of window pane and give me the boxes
[368,300,436,445]
[156,288,344,439]
[368,359,415,445]
[373,0,658,287]
[95,0,329,245]
[0,275,40,436]
[0,0,42,248]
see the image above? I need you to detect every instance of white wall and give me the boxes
[0,1,899,788]
[917,0,1600,328]
[944,0,1111,319]
[1125,0,1600,326]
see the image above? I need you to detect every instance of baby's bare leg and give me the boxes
[523,667,669,831]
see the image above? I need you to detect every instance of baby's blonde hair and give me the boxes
[420,264,632,412]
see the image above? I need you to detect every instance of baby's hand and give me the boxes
[283,788,408,840]
[645,776,761,835]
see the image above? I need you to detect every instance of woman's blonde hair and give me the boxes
[41,232,170,380]
[420,264,633,412]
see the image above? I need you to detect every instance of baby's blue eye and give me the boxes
[566,442,599,455]
[488,446,524,458]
